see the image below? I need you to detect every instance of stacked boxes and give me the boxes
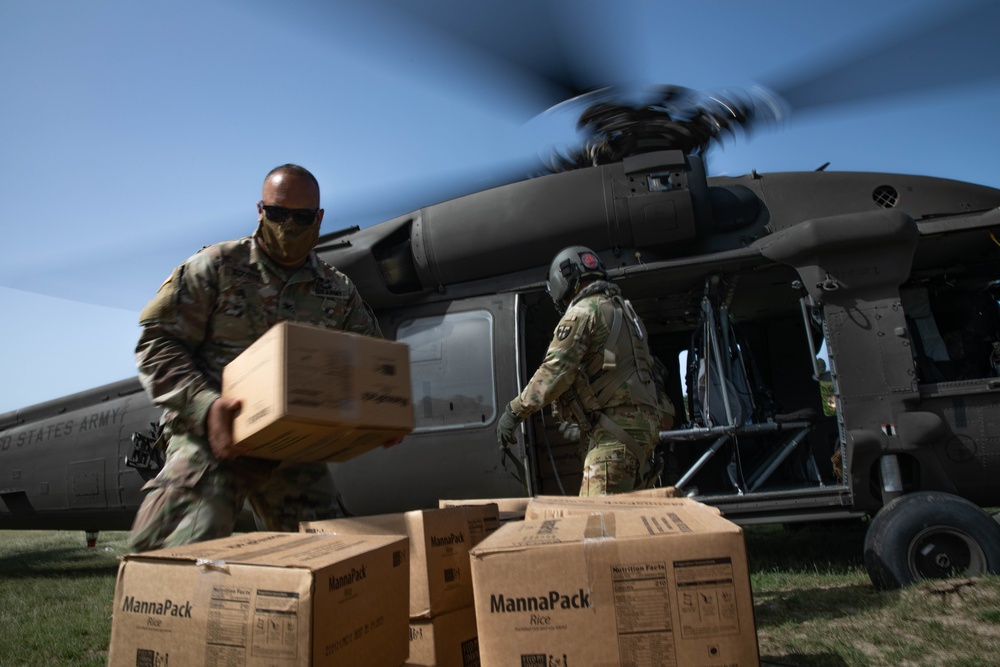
[107,493,761,666]
[303,504,500,667]
[222,321,414,462]
[107,532,410,667]
[439,496,530,525]
[469,497,760,667]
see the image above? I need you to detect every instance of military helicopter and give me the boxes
[3,1,1000,591]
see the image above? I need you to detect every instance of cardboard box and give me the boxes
[470,508,760,667]
[409,606,480,667]
[626,486,685,498]
[439,496,530,524]
[303,505,500,618]
[222,321,413,462]
[525,492,719,520]
[108,532,410,667]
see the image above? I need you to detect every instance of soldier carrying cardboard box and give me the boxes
[128,164,382,552]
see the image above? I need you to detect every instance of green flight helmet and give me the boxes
[546,245,607,312]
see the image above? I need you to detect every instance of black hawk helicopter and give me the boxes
[3,0,1000,591]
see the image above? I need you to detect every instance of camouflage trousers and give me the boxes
[128,435,341,553]
[579,408,659,496]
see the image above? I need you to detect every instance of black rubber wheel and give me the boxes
[863,491,1000,590]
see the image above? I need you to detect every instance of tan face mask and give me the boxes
[255,213,319,267]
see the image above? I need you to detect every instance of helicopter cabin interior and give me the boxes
[515,252,843,504]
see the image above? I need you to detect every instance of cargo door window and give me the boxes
[397,310,496,432]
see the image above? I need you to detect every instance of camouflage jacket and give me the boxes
[136,235,381,438]
[510,280,655,420]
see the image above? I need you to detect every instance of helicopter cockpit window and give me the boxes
[397,310,496,432]
[900,280,1000,383]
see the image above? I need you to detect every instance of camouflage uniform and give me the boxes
[509,280,659,496]
[128,236,381,552]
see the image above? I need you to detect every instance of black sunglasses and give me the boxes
[259,201,318,226]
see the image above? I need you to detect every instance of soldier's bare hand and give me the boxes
[207,397,243,461]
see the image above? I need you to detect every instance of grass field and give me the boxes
[1,523,998,666]
[746,522,1000,667]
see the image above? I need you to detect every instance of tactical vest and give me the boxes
[557,290,659,430]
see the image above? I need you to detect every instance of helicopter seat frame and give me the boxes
[660,419,816,494]
[662,277,823,494]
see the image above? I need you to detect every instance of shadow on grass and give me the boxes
[754,581,894,624]
[0,545,124,579]
[746,522,902,667]
[744,520,868,573]
[754,579,894,666]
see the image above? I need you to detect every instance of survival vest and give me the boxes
[556,284,659,437]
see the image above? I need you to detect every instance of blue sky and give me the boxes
[2,0,999,414]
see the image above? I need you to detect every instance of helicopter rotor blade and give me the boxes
[762,0,1000,114]
[355,0,1000,126]
[9,0,1000,312]
[245,0,614,120]
[373,0,594,110]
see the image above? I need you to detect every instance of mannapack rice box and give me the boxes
[524,490,711,520]
[408,605,480,667]
[302,504,500,619]
[469,504,760,667]
[439,496,530,525]
[107,532,410,667]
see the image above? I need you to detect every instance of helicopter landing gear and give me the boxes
[863,491,1000,590]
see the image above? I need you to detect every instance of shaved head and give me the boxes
[262,164,320,209]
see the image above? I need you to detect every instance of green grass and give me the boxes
[1,525,999,666]
[746,522,1000,667]
[0,531,129,667]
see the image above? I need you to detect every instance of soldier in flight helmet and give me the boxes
[547,245,609,313]
[497,245,664,495]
